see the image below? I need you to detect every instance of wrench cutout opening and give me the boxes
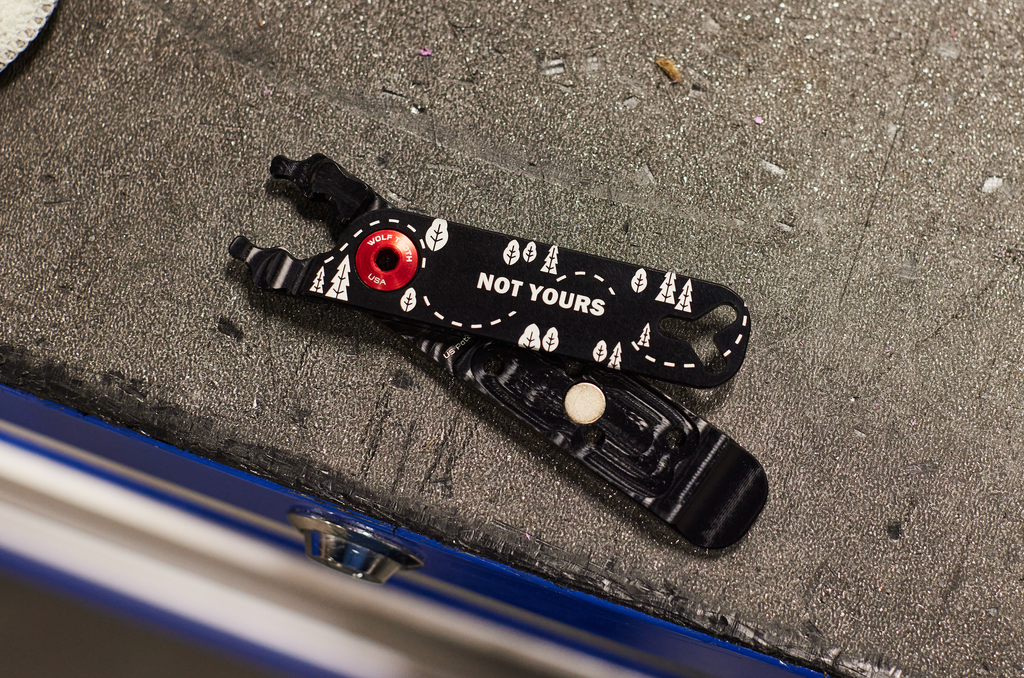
[659,304,738,375]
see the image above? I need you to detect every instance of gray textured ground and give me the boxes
[1,1,1022,676]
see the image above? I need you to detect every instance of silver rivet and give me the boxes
[564,382,606,424]
[288,510,423,583]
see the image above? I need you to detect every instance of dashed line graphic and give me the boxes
[342,218,745,381]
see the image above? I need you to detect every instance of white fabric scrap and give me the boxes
[1,0,57,72]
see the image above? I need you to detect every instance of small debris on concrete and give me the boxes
[895,261,917,279]
[541,58,565,76]
[937,40,960,59]
[585,56,602,72]
[623,96,639,109]
[636,164,655,186]
[754,115,764,124]
[761,160,786,177]
[981,176,1003,193]
[217,317,244,342]
[886,522,902,541]
[702,16,721,34]
[775,221,794,232]
[419,47,432,56]
[655,58,682,84]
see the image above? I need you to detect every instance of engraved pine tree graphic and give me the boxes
[655,271,676,304]
[325,256,350,300]
[674,278,693,313]
[541,245,559,274]
[309,266,325,294]
[638,323,651,347]
[608,342,623,369]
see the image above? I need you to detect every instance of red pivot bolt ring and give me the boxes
[354,229,419,291]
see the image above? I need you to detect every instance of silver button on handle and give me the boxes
[288,509,423,583]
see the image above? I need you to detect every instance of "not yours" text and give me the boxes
[476,272,605,316]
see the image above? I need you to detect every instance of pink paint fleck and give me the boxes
[419,47,433,56]
[754,116,764,124]
[263,88,272,96]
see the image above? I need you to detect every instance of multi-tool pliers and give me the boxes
[231,154,767,549]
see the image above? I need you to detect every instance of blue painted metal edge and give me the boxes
[0,383,824,678]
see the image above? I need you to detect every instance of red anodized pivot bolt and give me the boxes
[354,229,419,291]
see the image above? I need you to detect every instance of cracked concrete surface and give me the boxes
[1,0,1022,676]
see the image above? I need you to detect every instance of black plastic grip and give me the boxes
[387,320,767,549]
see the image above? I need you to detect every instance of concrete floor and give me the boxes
[1,0,1022,676]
